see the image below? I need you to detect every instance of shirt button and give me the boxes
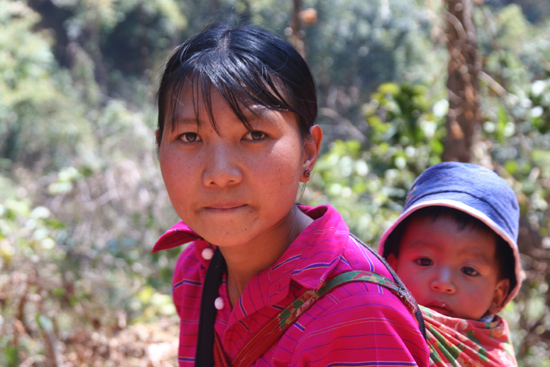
[201,248,214,260]
[214,297,224,310]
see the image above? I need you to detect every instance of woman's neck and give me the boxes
[219,205,313,308]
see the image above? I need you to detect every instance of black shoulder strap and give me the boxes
[349,233,427,340]
[195,247,226,367]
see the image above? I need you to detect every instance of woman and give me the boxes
[153,22,428,367]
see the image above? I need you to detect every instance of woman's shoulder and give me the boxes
[301,233,422,334]
[314,274,416,319]
[340,234,395,279]
[285,278,428,366]
[304,233,419,325]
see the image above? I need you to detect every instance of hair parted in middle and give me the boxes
[156,22,318,146]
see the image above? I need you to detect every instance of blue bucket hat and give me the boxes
[378,161,522,306]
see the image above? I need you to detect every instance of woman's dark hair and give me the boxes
[156,22,317,146]
[384,206,516,295]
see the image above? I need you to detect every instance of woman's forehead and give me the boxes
[166,83,258,130]
[162,68,298,134]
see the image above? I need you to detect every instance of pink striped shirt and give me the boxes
[153,205,429,366]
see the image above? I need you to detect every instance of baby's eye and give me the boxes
[462,267,479,277]
[178,132,201,143]
[244,131,267,141]
[414,257,433,266]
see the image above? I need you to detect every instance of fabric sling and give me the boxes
[421,306,518,367]
[196,242,425,367]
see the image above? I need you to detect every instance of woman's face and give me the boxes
[158,87,320,249]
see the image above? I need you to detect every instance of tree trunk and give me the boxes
[442,0,481,163]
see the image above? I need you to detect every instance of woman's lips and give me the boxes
[204,203,247,211]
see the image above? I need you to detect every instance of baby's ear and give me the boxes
[489,278,510,314]
[386,253,398,270]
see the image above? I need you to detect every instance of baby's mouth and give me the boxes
[427,301,453,317]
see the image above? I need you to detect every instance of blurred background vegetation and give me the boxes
[0,0,549,366]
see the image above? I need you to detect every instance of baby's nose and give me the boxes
[430,272,455,294]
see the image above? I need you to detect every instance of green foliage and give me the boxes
[477,3,550,89]
[302,0,447,133]
[304,82,444,244]
[0,194,61,364]
[485,0,550,24]
[0,1,181,364]
[483,73,550,220]
[307,0,441,87]
[485,78,550,366]
[0,164,180,364]
[0,0,91,170]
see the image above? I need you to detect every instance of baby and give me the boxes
[378,162,522,366]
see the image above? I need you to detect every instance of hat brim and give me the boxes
[378,199,522,307]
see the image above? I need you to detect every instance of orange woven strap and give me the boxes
[231,288,316,367]
[216,270,415,367]
[214,332,231,367]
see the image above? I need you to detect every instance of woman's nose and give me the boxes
[202,144,243,187]
[430,270,456,294]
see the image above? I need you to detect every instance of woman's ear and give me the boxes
[489,278,510,314]
[300,125,323,182]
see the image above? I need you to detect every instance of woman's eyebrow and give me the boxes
[246,104,277,115]
[170,116,200,130]
[172,105,203,125]
[243,106,282,122]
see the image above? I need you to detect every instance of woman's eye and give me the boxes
[462,267,479,277]
[414,258,433,266]
[178,133,201,143]
[245,131,267,141]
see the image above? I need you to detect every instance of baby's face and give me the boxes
[388,215,509,320]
